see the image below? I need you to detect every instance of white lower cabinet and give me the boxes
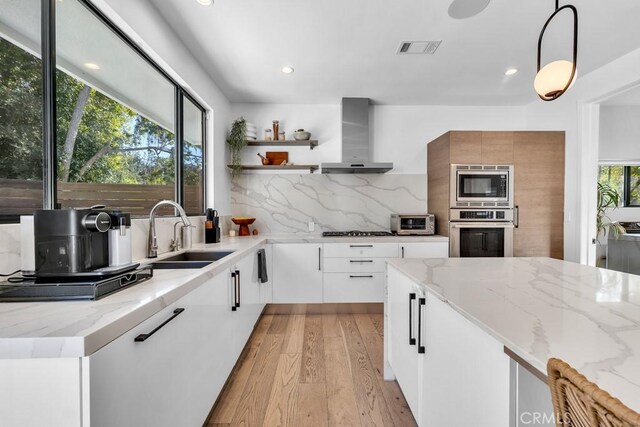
[323,272,385,302]
[400,241,449,258]
[420,290,510,427]
[233,246,266,349]
[89,248,267,427]
[272,243,323,303]
[89,271,229,427]
[387,266,423,414]
[387,265,510,427]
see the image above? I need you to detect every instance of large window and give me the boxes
[0,0,43,216]
[183,96,205,214]
[598,165,640,207]
[0,0,206,221]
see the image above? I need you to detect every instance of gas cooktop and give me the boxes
[322,230,394,237]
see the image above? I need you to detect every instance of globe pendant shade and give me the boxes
[534,60,576,100]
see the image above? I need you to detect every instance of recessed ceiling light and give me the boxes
[448,0,491,19]
[282,66,294,74]
[505,68,518,76]
[196,0,213,5]
[84,63,100,70]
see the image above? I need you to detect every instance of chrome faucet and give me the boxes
[148,200,192,258]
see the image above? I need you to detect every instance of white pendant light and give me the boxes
[535,1,578,101]
[534,60,577,99]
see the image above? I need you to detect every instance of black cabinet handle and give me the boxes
[350,244,373,248]
[418,297,426,354]
[231,271,237,311]
[318,247,321,271]
[409,293,416,345]
[135,308,185,342]
[514,205,520,228]
[236,269,241,308]
[402,246,405,258]
[349,275,374,278]
[349,259,373,263]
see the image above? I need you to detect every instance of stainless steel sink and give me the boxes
[149,261,213,269]
[161,251,235,262]
[148,251,235,269]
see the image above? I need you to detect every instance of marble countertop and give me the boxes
[386,257,640,412]
[0,233,447,359]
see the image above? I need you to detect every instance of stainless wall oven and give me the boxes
[449,209,515,258]
[450,164,514,208]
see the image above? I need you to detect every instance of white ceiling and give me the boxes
[150,0,640,106]
[601,86,640,107]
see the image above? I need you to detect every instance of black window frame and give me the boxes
[623,166,640,208]
[0,0,207,223]
[598,164,640,208]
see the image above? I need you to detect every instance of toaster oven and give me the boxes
[390,214,435,236]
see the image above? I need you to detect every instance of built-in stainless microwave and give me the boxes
[390,214,435,235]
[450,164,514,208]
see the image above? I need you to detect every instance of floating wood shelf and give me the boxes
[246,140,318,150]
[227,164,319,173]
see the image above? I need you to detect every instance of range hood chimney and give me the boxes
[321,98,393,174]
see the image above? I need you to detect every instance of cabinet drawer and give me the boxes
[323,257,386,273]
[323,243,398,258]
[323,272,385,303]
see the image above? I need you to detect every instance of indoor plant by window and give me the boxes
[596,182,625,267]
[227,117,247,179]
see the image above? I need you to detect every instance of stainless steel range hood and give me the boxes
[321,98,393,174]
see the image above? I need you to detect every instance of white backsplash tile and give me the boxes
[0,224,21,274]
[230,174,426,233]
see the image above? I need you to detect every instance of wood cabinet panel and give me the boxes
[427,133,451,236]
[449,131,482,164]
[482,131,514,164]
[513,131,565,259]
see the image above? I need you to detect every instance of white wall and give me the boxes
[598,105,640,224]
[371,105,526,174]
[231,103,526,172]
[97,0,232,214]
[599,106,640,161]
[525,48,640,264]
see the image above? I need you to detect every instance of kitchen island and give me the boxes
[385,257,640,426]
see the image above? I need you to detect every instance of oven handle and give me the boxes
[450,222,515,229]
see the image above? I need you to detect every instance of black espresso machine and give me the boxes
[0,209,151,301]
[34,208,137,277]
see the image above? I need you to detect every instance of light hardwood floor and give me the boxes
[206,313,417,427]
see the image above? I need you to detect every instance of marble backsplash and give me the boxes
[0,224,21,274]
[230,174,427,234]
[0,216,207,274]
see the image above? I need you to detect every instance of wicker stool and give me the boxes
[547,358,640,426]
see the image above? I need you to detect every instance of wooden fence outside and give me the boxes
[0,179,203,216]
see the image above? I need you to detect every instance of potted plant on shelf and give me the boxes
[227,117,247,179]
[595,182,625,267]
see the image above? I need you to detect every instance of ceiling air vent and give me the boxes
[397,40,442,55]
